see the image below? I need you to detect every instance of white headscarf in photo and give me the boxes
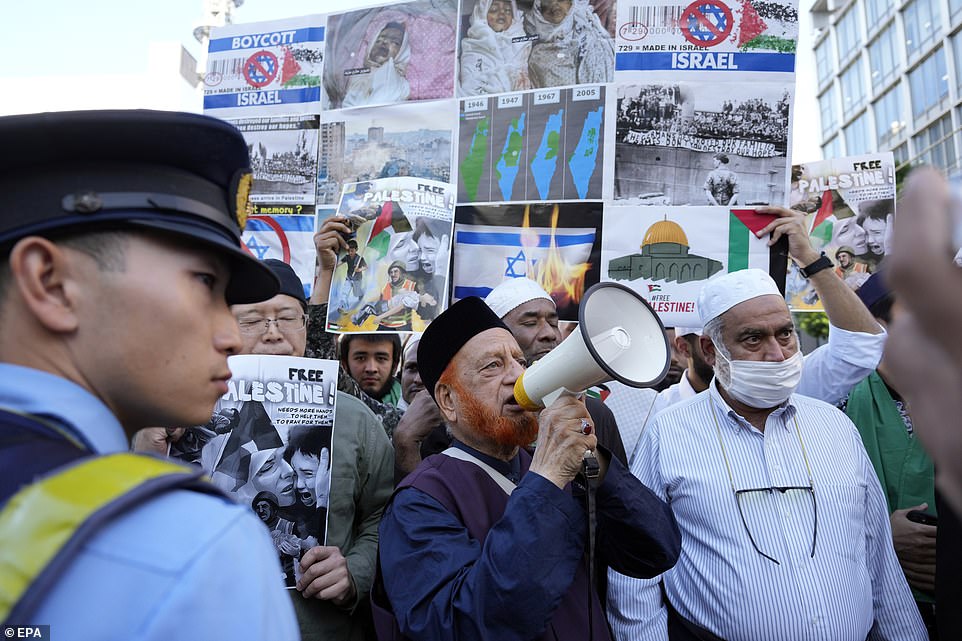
[344,23,413,108]
[525,0,614,87]
[459,0,532,96]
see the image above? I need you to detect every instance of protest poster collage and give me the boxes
[201,0,810,330]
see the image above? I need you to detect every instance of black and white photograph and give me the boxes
[614,82,792,206]
[231,115,320,212]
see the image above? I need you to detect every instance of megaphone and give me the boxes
[513,282,670,411]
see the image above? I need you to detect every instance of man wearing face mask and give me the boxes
[606,268,925,641]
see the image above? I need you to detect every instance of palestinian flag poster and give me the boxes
[171,355,338,590]
[326,177,456,333]
[451,202,604,321]
[787,152,895,311]
[601,205,778,326]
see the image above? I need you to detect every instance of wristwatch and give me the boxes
[799,253,834,278]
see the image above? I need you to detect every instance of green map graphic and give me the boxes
[460,116,490,202]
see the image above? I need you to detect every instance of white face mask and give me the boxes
[713,350,803,408]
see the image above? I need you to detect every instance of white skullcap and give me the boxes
[697,268,782,326]
[484,277,554,318]
[674,326,702,337]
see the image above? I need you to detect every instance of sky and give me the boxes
[0,0,821,162]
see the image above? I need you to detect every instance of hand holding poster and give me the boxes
[326,177,456,333]
[171,355,338,589]
[786,152,896,310]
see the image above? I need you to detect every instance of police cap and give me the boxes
[0,109,279,304]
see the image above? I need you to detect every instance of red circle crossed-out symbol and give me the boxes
[680,0,734,48]
[243,50,279,88]
[242,215,292,263]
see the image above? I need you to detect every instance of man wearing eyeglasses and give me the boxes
[607,268,926,641]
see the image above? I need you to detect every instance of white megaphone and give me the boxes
[513,282,670,411]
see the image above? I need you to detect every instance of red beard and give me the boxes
[451,380,539,448]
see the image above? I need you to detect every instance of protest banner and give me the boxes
[323,0,458,110]
[326,177,456,333]
[601,205,777,326]
[451,201,603,321]
[204,14,326,117]
[171,355,338,589]
[317,100,456,206]
[458,86,610,203]
[786,152,896,310]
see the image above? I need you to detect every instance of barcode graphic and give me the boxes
[628,5,682,26]
[206,57,245,76]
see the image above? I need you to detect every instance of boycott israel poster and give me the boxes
[326,177,456,333]
[171,355,338,590]
[615,0,798,75]
[458,86,609,204]
[786,152,896,311]
[451,202,603,321]
[323,0,458,110]
[204,14,326,117]
[600,206,776,326]
[613,81,792,206]
[317,100,456,206]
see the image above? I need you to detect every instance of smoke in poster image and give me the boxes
[323,0,458,110]
[170,355,337,589]
[614,81,792,207]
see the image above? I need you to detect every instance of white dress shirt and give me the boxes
[607,380,925,641]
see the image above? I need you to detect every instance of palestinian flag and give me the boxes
[365,201,413,257]
[729,209,786,291]
[737,0,798,53]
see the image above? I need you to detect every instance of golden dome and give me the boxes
[641,218,689,248]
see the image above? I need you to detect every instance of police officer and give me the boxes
[0,111,299,640]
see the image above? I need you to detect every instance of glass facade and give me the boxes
[819,86,839,138]
[908,48,948,119]
[913,113,958,171]
[840,60,866,120]
[874,86,905,146]
[903,0,943,59]
[816,37,834,87]
[868,25,899,91]
[865,0,894,29]
[835,6,863,62]
[845,111,873,155]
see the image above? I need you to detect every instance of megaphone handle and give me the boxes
[580,451,600,641]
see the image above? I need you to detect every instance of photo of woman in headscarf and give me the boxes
[459,0,532,96]
[524,0,614,88]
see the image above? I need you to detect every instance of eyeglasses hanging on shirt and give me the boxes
[709,405,818,565]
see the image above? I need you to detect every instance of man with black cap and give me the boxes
[0,111,297,638]
[373,297,680,641]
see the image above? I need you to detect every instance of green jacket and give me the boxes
[290,392,395,641]
[844,370,935,602]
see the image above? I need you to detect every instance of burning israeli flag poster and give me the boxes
[170,355,338,590]
[326,177,456,334]
[601,205,777,326]
[451,202,604,321]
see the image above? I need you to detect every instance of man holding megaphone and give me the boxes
[373,296,681,641]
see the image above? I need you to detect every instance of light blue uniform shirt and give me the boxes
[607,379,926,641]
[0,364,300,641]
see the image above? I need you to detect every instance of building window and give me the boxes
[909,48,949,120]
[868,25,898,91]
[835,6,862,62]
[951,0,962,19]
[903,0,942,60]
[893,142,909,165]
[815,37,834,87]
[840,60,866,120]
[819,85,839,139]
[845,111,873,155]
[823,134,843,159]
[865,0,894,29]
[953,32,962,92]
[874,86,906,147]
[912,113,957,172]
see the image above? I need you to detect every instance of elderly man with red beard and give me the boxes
[373,297,680,641]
